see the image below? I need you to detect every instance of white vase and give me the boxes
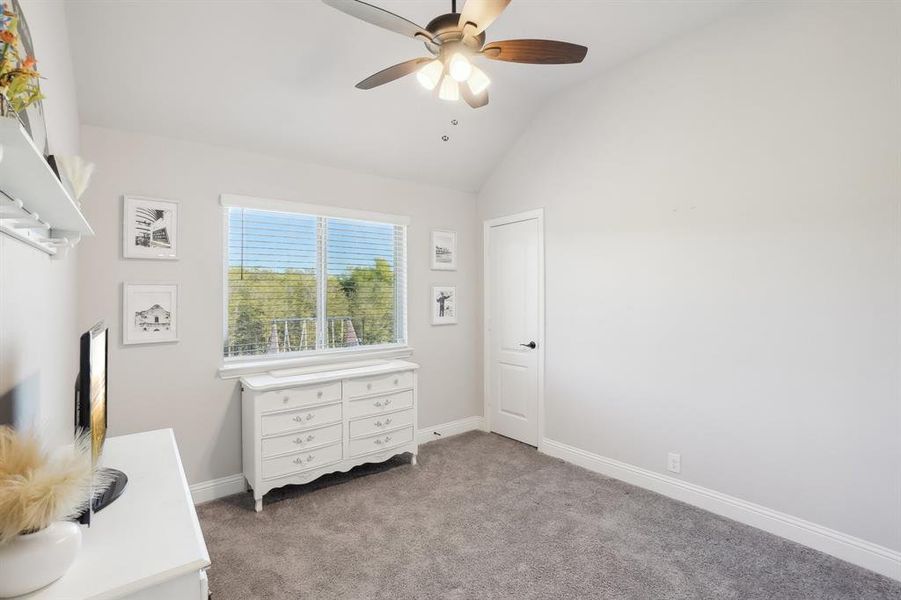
[0,521,82,598]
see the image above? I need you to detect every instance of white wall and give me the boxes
[0,0,80,447]
[478,1,901,553]
[76,126,481,485]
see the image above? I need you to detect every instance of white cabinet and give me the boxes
[25,430,210,600]
[241,360,419,512]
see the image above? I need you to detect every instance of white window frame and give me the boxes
[218,194,411,378]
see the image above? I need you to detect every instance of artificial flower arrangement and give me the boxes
[0,2,43,115]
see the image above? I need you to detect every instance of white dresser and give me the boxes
[241,360,419,511]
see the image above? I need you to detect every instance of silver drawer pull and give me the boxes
[375,417,392,428]
[307,434,315,442]
[374,438,383,445]
[283,396,290,404]
[292,434,315,445]
[293,437,303,445]
[293,454,315,465]
[384,398,392,405]
[393,378,399,385]
[375,420,383,427]
[385,417,392,425]
[293,415,303,422]
[366,383,372,390]
[374,400,383,407]
[317,390,323,398]
[375,435,392,446]
[384,436,392,443]
[306,413,314,421]
[307,454,314,462]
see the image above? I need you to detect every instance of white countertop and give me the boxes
[23,429,210,600]
[241,359,420,391]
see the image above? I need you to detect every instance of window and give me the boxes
[223,203,407,360]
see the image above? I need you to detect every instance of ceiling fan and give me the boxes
[321,0,588,108]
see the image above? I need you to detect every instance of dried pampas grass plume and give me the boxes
[0,427,100,544]
[55,155,95,202]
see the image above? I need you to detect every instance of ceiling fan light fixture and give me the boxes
[416,59,444,90]
[448,53,472,82]
[467,66,490,95]
[322,0,588,109]
[438,75,460,101]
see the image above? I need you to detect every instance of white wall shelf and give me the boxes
[0,117,93,257]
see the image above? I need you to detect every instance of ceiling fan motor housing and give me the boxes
[424,13,485,52]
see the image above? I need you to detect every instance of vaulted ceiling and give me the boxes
[66,1,741,192]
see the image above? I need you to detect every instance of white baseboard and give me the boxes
[541,438,901,582]
[189,417,484,505]
[190,473,247,505]
[416,415,485,443]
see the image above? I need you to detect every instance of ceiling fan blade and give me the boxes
[322,0,435,43]
[458,0,511,38]
[461,84,489,109]
[481,39,588,64]
[355,57,432,90]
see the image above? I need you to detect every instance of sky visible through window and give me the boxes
[228,209,396,273]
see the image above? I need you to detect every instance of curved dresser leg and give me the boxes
[254,498,263,513]
[411,453,418,466]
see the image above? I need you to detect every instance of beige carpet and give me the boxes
[197,431,900,599]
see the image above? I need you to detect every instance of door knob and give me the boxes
[520,341,537,349]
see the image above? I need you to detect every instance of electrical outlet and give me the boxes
[667,452,681,474]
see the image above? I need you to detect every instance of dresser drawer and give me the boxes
[257,381,342,413]
[347,390,414,419]
[261,443,342,480]
[349,426,414,457]
[344,370,414,399]
[261,402,342,436]
[262,423,342,458]
[349,409,414,439]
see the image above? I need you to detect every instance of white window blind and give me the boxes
[224,206,407,359]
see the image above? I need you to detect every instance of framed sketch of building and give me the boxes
[123,283,178,344]
[123,195,179,259]
[430,230,457,271]
[431,285,457,325]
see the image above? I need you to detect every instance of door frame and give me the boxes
[482,208,546,450]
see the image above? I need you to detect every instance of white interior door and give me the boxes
[486,213,542,446]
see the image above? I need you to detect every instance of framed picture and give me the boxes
[123,283,178,345]
[123,195,178,259]
[430,229,457,271]
[431,285,457,325]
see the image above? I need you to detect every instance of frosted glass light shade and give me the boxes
[467,66,490,95]
[416,60,444,90]
[448,53,472,82]
[438,76,460,101]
